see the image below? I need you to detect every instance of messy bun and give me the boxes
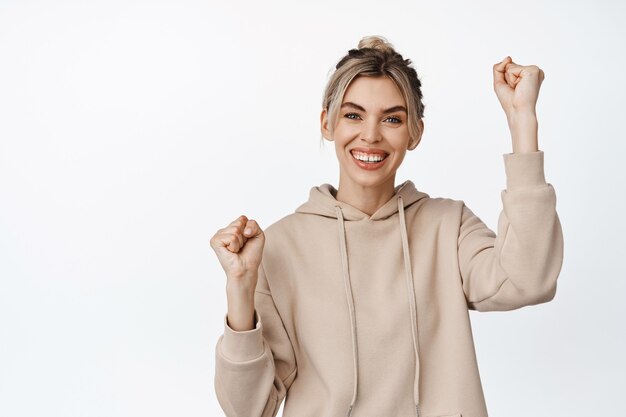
[357,35,395,53]
[321,35,426,150]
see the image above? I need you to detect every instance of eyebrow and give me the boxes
[340,101,407,114]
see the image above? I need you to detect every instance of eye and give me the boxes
[385,116,402,124]
[344,112,361,120]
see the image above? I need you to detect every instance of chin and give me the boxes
[345,171,397,188]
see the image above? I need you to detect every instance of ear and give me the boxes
[408,118,425,150]
[320,108,333,141]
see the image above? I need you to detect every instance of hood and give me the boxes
[295,179,429,417]
[295,179,429,221]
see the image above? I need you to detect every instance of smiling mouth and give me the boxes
[350,150,389,163]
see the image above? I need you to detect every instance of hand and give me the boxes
[210,215,265,291]
[493,56,545,118]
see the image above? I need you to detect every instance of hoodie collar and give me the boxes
[295,179,429,220]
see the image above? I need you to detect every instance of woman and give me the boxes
[209,35,563,417]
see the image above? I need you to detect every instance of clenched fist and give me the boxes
[210,214,265,292]
[493,56,545,118]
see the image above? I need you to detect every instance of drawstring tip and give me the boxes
[415,403,420,417]
[346,404,353,417]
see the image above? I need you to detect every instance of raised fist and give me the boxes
[493,56,545,117]
[209,215,265,291]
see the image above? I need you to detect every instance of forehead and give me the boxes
[342,76,405,107]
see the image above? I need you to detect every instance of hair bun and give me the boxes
[357,35,395,53]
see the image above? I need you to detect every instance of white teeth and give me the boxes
[352,151,386,162]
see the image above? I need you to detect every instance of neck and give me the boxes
[335,173,397,216]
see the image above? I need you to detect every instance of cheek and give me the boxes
[334,122,359,138]
[388,129,411,147]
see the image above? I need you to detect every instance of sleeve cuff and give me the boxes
[503,150,547,190]
[220,309,264,362]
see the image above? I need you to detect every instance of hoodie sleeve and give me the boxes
[457,150,564,312]
[214,263,298,417]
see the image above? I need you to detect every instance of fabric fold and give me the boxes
[221,310,264,362]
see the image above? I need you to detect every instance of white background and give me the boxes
[1,0,624,416]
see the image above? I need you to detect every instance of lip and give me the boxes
[349,147,389,156]
[350,148,389,170]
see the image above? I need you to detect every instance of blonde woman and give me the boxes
[209,35,563,417]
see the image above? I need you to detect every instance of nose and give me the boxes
[360,118,382,143]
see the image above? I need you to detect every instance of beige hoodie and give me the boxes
[214,150,564,417]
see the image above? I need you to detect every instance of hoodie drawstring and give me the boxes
[334,205,359,417]
[334,195,421,417]
[398,195,422,417]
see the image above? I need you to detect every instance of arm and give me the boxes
[459,57,563,311]
[214,263,298,417]
[458,150,564,311]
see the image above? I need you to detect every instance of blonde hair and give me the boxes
[320,35,426,149]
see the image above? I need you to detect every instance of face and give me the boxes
[320,75,421,191]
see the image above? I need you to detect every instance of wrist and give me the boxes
[226,281,256,298]
[506,109,537,127]
[226,286,256,332]
[507,111,539,153]
[226,269,257,289]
